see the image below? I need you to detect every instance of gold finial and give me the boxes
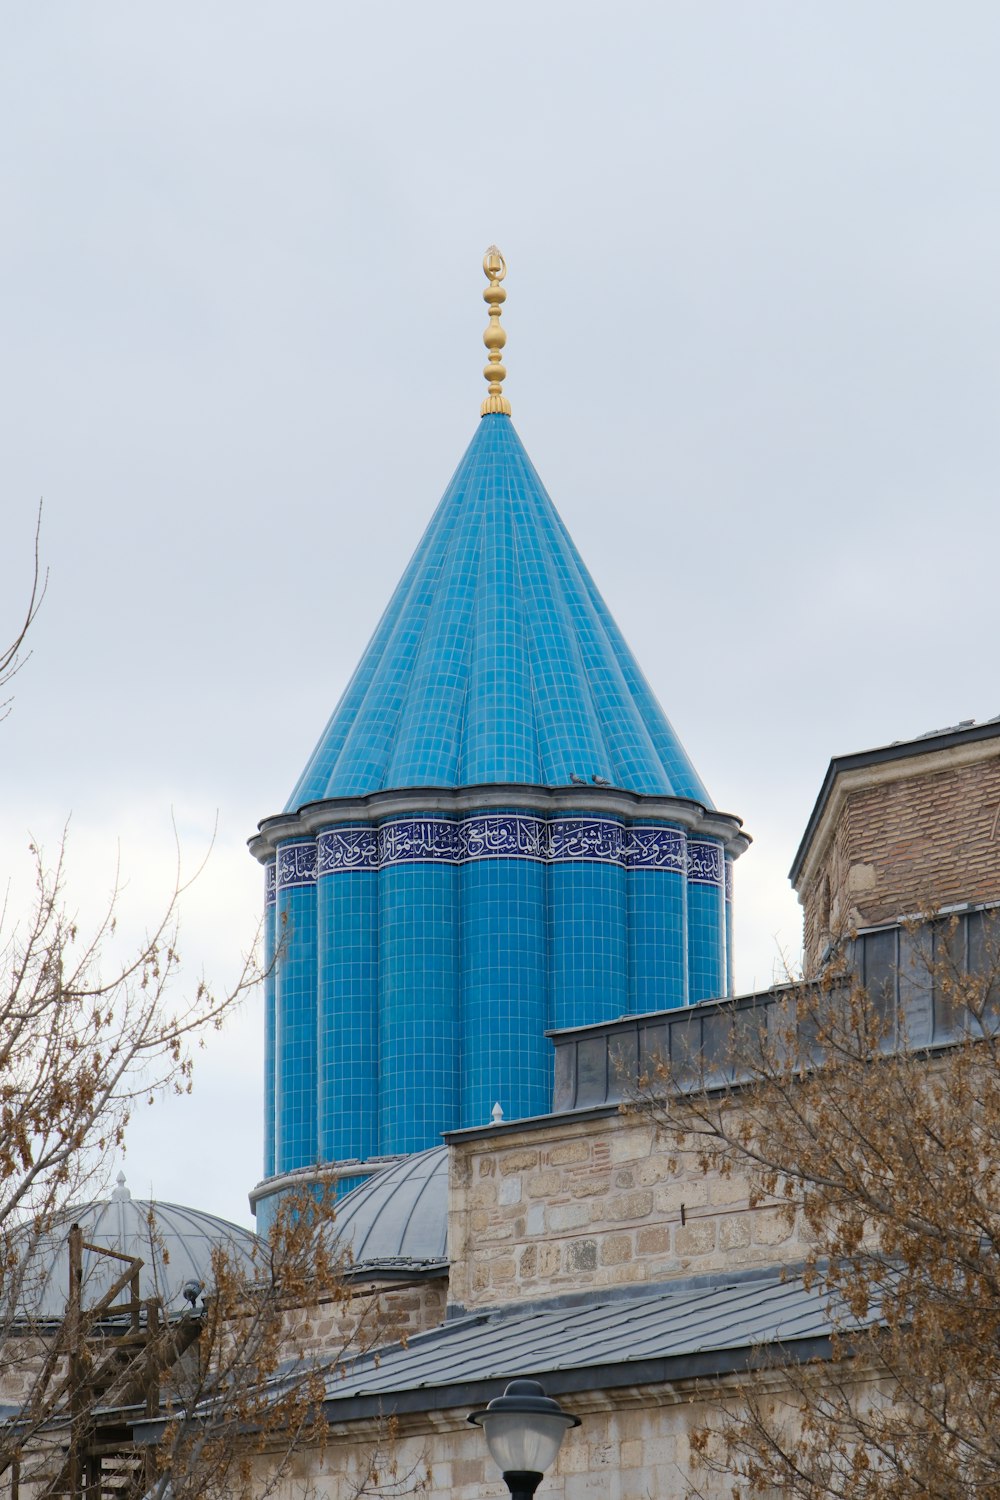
[481,245,511,417]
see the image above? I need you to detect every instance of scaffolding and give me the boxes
[3,1225,201,1500]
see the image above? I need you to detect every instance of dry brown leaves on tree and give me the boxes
[639,913,1000,1500]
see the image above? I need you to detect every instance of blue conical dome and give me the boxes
[287,415,709,809]
[252,410,748,1232]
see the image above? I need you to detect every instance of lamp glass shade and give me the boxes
[479,1409,574,1477]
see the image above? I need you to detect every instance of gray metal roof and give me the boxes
[130,1270,865,1447]
[333,1147,448,1271]
[317,1270,857,1418]
[8,1174,262,1321]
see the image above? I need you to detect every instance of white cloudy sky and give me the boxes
[2,3,998,1227]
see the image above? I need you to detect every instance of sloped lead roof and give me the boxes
[133,1271,863,1447]
[287,415,711,810]
[310,1269,857,1416]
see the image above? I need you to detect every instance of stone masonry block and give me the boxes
[608,1190,654,1221]
[618,1439,643,1468]
[548,1201,592,1232]
[608,1128,653,1163]
[718,1214,751,1250]
[570,1173,612,1198]
[451,1459,488,1486]
[654,1181,708,1213]
[599,1235,632,1266]
[707,1175,750,1207]
[498,1149,539,1174]
[525,1169,563,1198]
[548,1139,592,1166]
[478,1220,513,1241]
[635,1225,670,1256]
[675,1219,717,1256]
[538,1242,561,1277]
[567,1239,598,1272]
[753,1208,795,1245]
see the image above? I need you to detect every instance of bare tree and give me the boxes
[0,834,255,1238]
[0,1171,416,1500]
[0,528,416,1500]
[640,912,1000,1500]
[0,785,262,1494]
[1,514,256,1328]
[148,1185,417,1500]
[0,521,256,1491]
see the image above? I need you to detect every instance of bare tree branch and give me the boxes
[637,913,1000,1499]
[1,502,47,721]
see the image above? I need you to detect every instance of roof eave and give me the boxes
[789,718,1000,889]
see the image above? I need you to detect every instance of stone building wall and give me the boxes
[286,1276,447,1361]
[0,1335,58,1406]
[796,734,1000,974]
[262,1378,771,1500]
[446,1109,809,1312]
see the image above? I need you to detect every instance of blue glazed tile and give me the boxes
[285,417,711,806]
[260,416,736,1218]
[274,873,318,1172]
[262,863,277,1178]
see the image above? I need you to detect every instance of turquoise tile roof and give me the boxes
[287,415,711,809]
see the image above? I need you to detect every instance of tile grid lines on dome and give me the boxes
[282,417,712,806]
[506,429,710,805]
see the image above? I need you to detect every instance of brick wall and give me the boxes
[798,741,1000,974]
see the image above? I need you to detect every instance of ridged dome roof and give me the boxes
[333,1148,448,1270]
[8,1174,262,1321]
[287,415,710,810]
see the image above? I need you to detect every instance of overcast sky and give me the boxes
[2,3,998,1228]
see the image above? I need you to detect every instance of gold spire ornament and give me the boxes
[480,246,511,416]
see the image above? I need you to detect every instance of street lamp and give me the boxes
[469,1379,581,1500]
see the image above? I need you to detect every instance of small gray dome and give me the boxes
[334,1147,448,1271]
[9,1175,263,1321]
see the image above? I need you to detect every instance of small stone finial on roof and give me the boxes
[111,1171,131,1202]
[491,1101,504,1124]
[481,246,511,417]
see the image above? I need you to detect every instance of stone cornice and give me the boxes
[249,783,750,864]
[248,1156,406,1213]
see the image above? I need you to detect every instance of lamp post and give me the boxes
[468,1379,581,1500]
